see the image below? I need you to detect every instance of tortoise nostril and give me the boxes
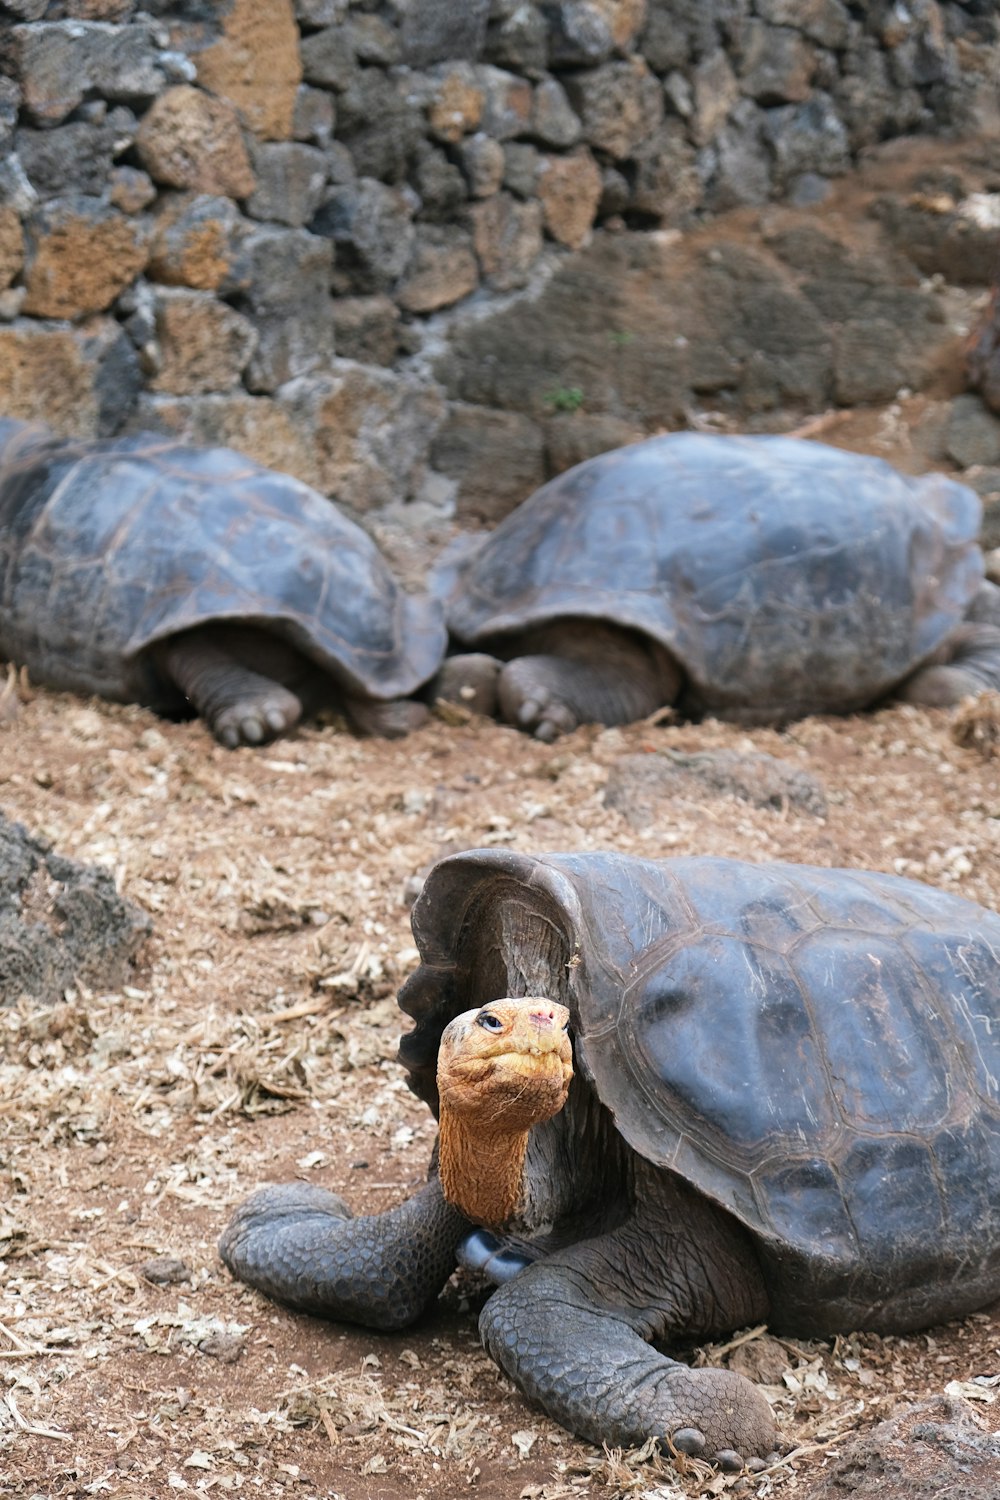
[528,1007,555,1027]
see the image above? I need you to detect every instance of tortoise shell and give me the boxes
[398,849,1000,1330]
[441,434,984,720]
[0,420,446,709]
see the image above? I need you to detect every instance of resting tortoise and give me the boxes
[0,419,446,746]
[432,433,1000,739]
[221,849,1000,1468]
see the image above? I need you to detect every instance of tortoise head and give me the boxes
[436,998,574,1224]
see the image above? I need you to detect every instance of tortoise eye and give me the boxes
[476,1010,504,1032]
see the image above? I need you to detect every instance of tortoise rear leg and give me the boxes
[497,622,682,741]
[154,625,324,747]
[895,586,1000,707]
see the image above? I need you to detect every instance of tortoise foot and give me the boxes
[497,656,582,741]
[342,696,429,738]
[430,653,502,719]
[212,685,303,748]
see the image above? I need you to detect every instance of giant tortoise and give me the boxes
[432,433,1000,739]
[0,420,446,746]
[220,849,1000,1468]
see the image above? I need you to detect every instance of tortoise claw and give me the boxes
[712,1448,744,1473]
[671,1426,707,1456]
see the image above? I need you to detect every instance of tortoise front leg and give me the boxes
[219,1179,469,1331]
[479,1169,776,1466]
[896,582,1000,707]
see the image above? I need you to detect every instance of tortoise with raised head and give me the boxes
[220,848,1000,1468]
[0,419,446,746]
[432,433,1000,739]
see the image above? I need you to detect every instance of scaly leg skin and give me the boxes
[155,626,317,748]
[496,622,681,742]
[478,1166,778,1469]
[219,1179,469,1332]
[896,622,1000,707]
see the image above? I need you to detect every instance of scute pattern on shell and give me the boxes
[0,420,446,707]
[441,434,984,721]
[399,848,1000,1334]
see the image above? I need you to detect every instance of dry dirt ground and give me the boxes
[3,171,1000,1500]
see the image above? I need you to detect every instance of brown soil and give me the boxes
[3,149,1000,1500]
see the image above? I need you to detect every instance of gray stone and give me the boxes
[294,0,348,25]
[630,122,700,223]
[832,318,916,406]
[80,316,143,434]
[412,142,468,222]
[399,0,491,67]
[476,65,535,140]
[503,142,540,199]
[546,0,620,65]
[18,120,119,199]
[292,85,336,148]
[111,166,157,213]
[0,811,151,1006]
[331,295,401,367]
[764,92,850,186]
[604,749,828,823]
[755,0,850,49]
[397,225,479,314]
[336,69,423,182]
[347,14,401,66]
[236,228,335,392]
[431,402,546,523]
[733,20,817,104]
[324,140,356,186]
[532,77,581,147]
[799,1397,1000,1500]
[599,166,631,218]
[485,3,549,75]
[704,99,772,210]
[314,178,416,294]
[690,49,739,146]
[0,77,21,156]
[300,26,356,91]
[663,70,693,119]
[459,133,506,198]
[469,192,544,292]
[246,142,328,228]
[564,59,664,160]
[641,0,720,72]
[1,0,47,17]
[945,395,1000,470]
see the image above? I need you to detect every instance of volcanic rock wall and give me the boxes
[0,0,997,525]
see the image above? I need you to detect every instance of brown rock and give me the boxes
[798,1397,1000,1500]
[136,86,256,198]
[431,403,546,523]
[281,365,447,511]
[23,200,148,319]
[110,167,157,215]
[0,206,24,292]
[0,321,101,435]
[134,392,321,489]
[195,0,302,142]
[477,66,534,140]
[426,64,485,144]
[50,0,136,15]
[470,193,544,291]
[565,57,664,160]
[544,410,644,475]
[537,151,602,250]
[148,195,249,294]
[150,289,258,395]
[397,228,479,314]
[331,296,401,367]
